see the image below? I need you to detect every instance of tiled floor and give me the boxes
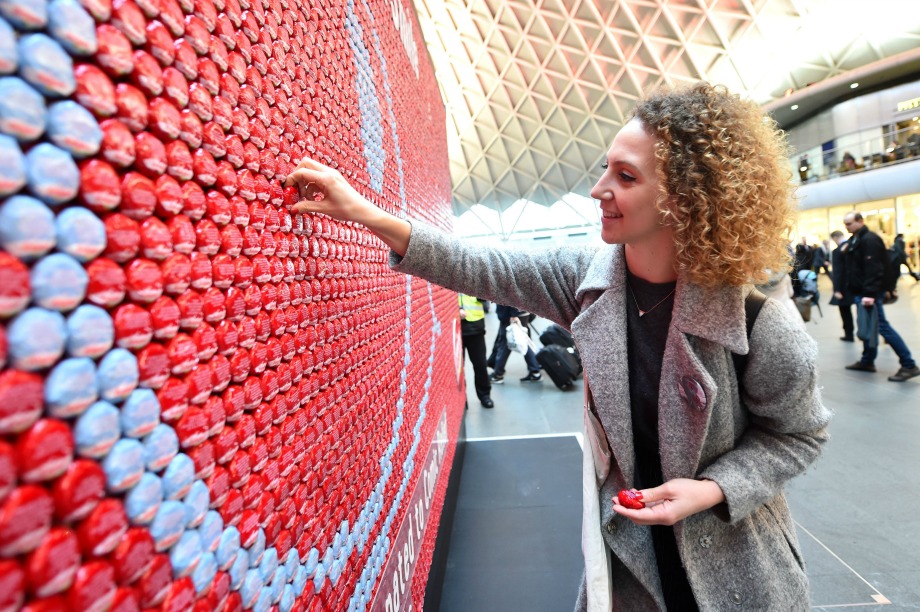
[442,275,920,610]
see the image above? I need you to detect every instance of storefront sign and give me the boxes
[896,97,920,112]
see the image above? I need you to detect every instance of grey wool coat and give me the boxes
[392,223,832,611]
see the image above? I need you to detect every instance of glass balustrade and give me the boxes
[790,119,920,184]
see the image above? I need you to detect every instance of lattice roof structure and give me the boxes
[413,0,920,225]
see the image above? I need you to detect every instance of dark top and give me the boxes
[625,270,699,611]
[844,225,886,296]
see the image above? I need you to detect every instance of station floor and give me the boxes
[438,274,920,611]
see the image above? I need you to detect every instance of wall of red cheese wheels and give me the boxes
[0,0,468,609]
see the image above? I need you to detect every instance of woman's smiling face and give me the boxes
[590,118,671,248]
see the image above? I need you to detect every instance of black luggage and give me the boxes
[539,323,575,349]
[536,345,581,390]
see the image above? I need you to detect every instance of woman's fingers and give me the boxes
[283,167,325,192]
[283,166,333,215]
[613,501,674,526]
[288,155,328,176]
[290,199,319,216]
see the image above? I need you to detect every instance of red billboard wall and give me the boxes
[0,0,466,609]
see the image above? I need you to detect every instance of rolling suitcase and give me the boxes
[536,344,581,390]
[538,323,575,349]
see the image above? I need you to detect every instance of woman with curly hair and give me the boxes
[285,82,830,611]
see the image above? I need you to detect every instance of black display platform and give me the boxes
[431,434,583,611]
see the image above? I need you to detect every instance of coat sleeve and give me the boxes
[389,222,596,327]
[698,299,832,523]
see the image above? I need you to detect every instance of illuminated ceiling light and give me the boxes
[791,104,799,110]
[850,82,859,89]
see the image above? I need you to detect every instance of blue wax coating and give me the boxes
[311,562,326,592]
[253,587,272,612]
[102,437,144,492]
[0,0,47,29]
[198,510,223,553]
[142,424,179,472]
[149,499,186,551]
[24,141,79,204]
[0,132,25,194]
[331,531,342,557]
[120,388,159,437]
[46,0,96,56]
[292,565,307,597]
[182,479,209,528]
[72,400,119,458]
[0,17,17,74]
[303,548,318,577]
[30,252,87,311]
[65,304,114,359]
[44,356,98,417]
[17,33,74,97]
[124,472,162,525]
[272,557,288,587]
[161,453,195,500]
[169,528,202,578]
[279,584,295,612]
[257,547,278,584]
[228,547,248,590]
[328,558,344,585]
[216,525,240,570]
[46,100,101,157]
[96,348,141,404]
[55,205,106,261]
[0,77,46,142]
[240,569,264,609]
[0,194,55,260]
[247,528,265,567]
[269,577,283,605]
[283,549,299,583]
[190,551,217,594]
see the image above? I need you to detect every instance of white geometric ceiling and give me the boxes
[412,0,920,216]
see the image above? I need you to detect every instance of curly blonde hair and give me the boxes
[630,82,796,287]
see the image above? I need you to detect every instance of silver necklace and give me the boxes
[626,282,675,317]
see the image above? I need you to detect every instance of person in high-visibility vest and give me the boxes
[459,293,494,408]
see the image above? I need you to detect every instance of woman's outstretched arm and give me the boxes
[283,157,411,256]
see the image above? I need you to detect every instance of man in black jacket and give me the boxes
[842,212,919,382]
[829,230,853,341]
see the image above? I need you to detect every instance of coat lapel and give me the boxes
[573,289,634,484]
[571,244,634,486]
[657,282,748,481]
[657,332,718,481]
